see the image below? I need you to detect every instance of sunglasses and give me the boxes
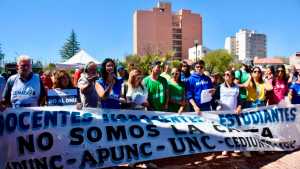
[277,69,284,72]
[253,70,261,73]
[224,73,231,76]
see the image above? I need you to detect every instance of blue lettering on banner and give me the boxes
[0,106,299,169]
[219,107,297,127]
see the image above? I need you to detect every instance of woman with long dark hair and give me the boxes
[266,65,288,105]
[243,66,269,108]
[95,58,123,109]
[180,61,191,83]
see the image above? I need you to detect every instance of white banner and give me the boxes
[0,105,299,169]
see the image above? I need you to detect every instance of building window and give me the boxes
[173,47,182,52]
[173,34,182,39]
[172,28,182,33]
[173,40,182,46]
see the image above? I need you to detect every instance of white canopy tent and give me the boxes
[56,49,101,69]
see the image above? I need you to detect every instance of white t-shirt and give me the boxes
[219,83,239,111]
[126,85,148,109]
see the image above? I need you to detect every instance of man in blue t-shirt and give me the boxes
[289,78,300,104]
[186,60,214,115]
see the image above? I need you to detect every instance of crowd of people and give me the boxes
[0,54,300,164]
[0,55,300,114]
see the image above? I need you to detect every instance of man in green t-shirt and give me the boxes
[143,61,169,111]
[234,63,250,107]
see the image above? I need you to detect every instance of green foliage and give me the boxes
[170,60,181,68]
[60,30,80,61]
[124,52,175,75]
[43,63,56,71]
[202,49,234,74]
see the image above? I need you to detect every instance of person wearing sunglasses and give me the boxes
[167,67,186,114]
[186,60,214,115]
[242,66,271,108]
[266,65,288,105]
[0,55,46,110]
[215,70,242,114]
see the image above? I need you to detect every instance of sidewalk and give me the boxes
[118,150,300,169]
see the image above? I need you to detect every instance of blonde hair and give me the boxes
[128,68,143,89]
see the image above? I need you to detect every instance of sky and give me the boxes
[0,0,299,65]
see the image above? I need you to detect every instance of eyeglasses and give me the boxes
[253,70,261,74]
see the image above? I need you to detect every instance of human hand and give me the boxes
[193,106,201,116]
[76,103,83,110]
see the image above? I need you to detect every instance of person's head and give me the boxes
[128,68,143,88]
[181,61,190,74]
[150,61,162,75]
[275,65,287,80]
[241,61,251,73]
[265,65,275,77]
[224,70,235,84]
[101,58,117,80]
[171,67,181,82]
[193,60,205,75]
[251,66,263,83]
[128,63,136,72]
[17,55,32,78]
[291,65,297,73]
[116,65,125,76]
[79,66,84,73]
[43,70,52,78]
[211,73,222,85]
[53,70,73,89]
[162,61,171,73]
[85,61,98,79]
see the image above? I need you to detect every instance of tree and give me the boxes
[124,52,176,75]
[202,49,233,74]
[0,43,5,63]
[43,63,56,72]
[60,30,80,61]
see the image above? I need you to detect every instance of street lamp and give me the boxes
[194,40,199,61]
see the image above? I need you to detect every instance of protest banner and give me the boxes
[0,105,299,169]
[47,89,78,106]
